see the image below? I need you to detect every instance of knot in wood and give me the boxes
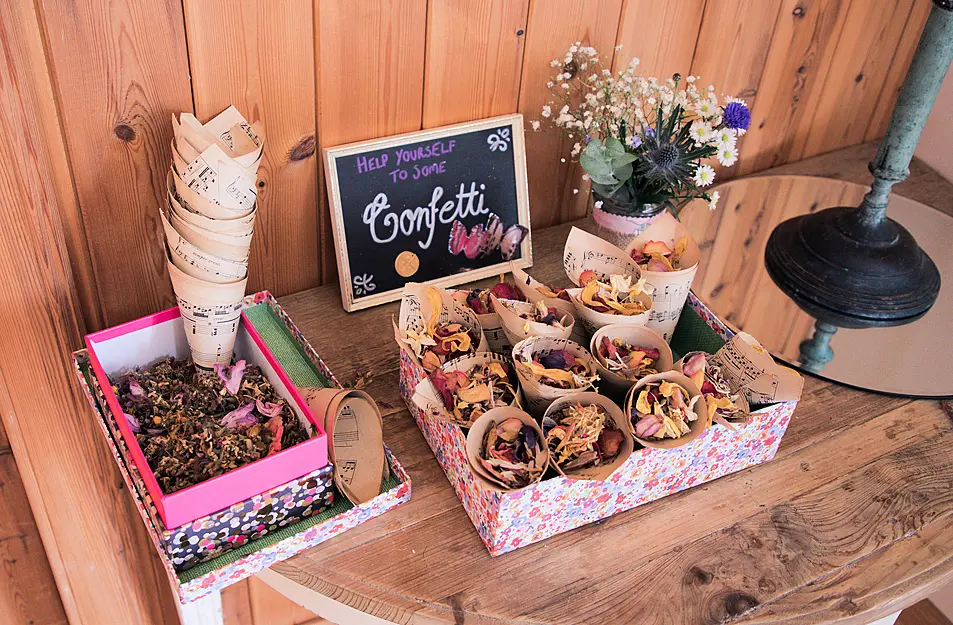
[289,135,316,161]
[113,123,136,142]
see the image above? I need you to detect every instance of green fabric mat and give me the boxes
[668,304,727,362]
[176,302,395,582]
[178,474,401,582]
[244,303,333,389]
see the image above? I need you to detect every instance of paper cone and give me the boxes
[167,204,252,263]
[511,336,599,418]
[412,352,522,427]
[168,185,256,236]
[167,259,247,369]
[511,265,587,345]
[566,286,652,337]
[542,392,633,481]
[708,332,804,405]
[465,406,548,492]
[396,283,488,370]
[450,290,509,353]
[674,351,751,427]
[171,169,254,221]
[563,226,642,284]
[491,294,574,346]
[174,107,263,174]
[590,324,674,398]
[161,207,248,283]
[179,143,257,212]
[624,213,701,342]
[624,371,707,449]
[321,389,386,505]
[300,387,348,424]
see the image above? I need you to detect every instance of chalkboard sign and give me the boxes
[325,114,532,311]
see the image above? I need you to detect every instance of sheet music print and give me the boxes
[712,341,779,404]
[646,282,688,339]
[225,178,256,211]
[184,156,218,199]
[175,298,242,363]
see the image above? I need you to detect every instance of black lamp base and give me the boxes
[764,206,941,329]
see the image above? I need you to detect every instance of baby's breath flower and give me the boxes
[530,120,541,131]
[594,200,603,209]
[541,105,552,118]
[708,191,720,211]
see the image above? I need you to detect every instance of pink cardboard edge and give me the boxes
[84,304,329,529]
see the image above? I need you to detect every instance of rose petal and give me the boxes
[215,360,247,396]
[123,412,141,433]
[128,379,145,397]
[255,399,283,418]
[221,403,257,430]
[266,415,284,455]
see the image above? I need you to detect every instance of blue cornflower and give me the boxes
[723,101,751,131]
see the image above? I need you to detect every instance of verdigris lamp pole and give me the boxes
[765,0,949,356]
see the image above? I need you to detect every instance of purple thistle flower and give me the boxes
[723,101,751,131]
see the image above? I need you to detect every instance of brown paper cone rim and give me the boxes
[624,371,708,450]
[589,324,674,390]
[324,391,385,505]
[465,406,549,492]
[542,391,634,481]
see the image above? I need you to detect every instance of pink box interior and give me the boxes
[85,306,329,529]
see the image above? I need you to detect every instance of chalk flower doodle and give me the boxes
[448,214,528,261]
[487,127,512,152]
[353,273,376,295]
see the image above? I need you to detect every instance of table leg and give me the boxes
[178,589,224,625]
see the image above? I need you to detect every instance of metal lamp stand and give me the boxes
[765,0,950,369]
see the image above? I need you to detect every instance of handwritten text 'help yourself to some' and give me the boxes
[362,182,490,250]
[354,140,457,183]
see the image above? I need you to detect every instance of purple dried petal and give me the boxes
[220,402,257,430]
[215,360,247,395]
[128,379,145,397]
[255,399,283,418]
[539,350,576,370]
[123,412,141,433]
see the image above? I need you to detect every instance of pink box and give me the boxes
[399,293,798,556]
[85,306,329,529]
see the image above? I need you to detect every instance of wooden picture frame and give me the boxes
[324,113,533,312]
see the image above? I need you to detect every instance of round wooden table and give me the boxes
[263,146,953,624]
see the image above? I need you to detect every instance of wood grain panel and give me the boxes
[735,0,852,175]
[0,416,67,625]
[39,0,194,327]
[864,0,932,142]
[222,579,254,625]
[802,0,916,158]
[183,0,321,297]
[0,2,180,622]
[248,575,320,625]
[422,0,529,127]
[690,0,783,179]
[314,0,427,283]
[613,0,707,79]
[518,0,625,228]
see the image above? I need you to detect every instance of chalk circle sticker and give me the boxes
[395,251,420,277]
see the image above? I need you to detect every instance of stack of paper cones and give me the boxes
[164,106,264,369]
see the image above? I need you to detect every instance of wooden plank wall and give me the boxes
[0,1,930,624]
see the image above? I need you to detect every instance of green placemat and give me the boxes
[244,302,333,389]
[668,304,727,362]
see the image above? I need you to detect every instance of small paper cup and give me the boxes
[590,324,674,397]
[465,407,548,491]
[411,351,522,427]
[624,371,707,449]
[511,336,599,418]
[566,287,653,338]
[674,351,751,426]
[492,294,574,347]
[395,283,488,372]
[542,392,633,481]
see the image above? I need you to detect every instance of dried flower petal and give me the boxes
[221,402,257,430]
[123,412,141,433]
[255,399,283,418]
[215,360,247,396]
[128,379,145,397]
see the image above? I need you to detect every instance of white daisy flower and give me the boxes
[716,145,738,167]
[708,191,720,211]
[695,99,717,119]
[694,164,716,187]
[715,127,736,149]
[541,105,552,118]
[530,120,540,131]
[689,120,713,144]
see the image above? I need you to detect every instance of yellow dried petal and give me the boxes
[456,383,491,403]
[636,389,652,414]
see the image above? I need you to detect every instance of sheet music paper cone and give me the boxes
[624,213,701,342]
[167,259,247,369]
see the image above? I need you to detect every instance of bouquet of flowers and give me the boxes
[534,43,751,217]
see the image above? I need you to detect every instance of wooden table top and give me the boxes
[269,145,953,625]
